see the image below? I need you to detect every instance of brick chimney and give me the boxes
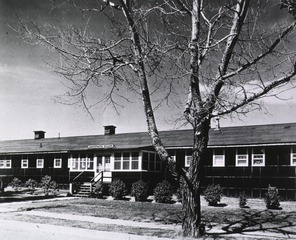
[34,131,46,140]
[104,125,116,135]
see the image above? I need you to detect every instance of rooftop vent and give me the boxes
[214,117,221,131]
[104,125,116,135]
[34,131,46,140]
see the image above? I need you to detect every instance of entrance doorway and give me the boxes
[96,155,111,173]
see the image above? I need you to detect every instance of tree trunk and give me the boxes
[182,119,210,237]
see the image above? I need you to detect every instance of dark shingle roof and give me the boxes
[0,122,295,154]
[208,122,296,147]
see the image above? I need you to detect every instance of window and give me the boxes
[22,159,29,169]
[236,148,248,167]
[149,153,155,171]
[86,154,94,170]
[36,158,44,168]
[291,146,296,166]
[131,152,139,170]
[252,148,265,166]
[213,149,225,167]
[70,154,94,170]
[80,154,86,170]
[141,151,160,171]
[0,156,11,169]
[54,155,62,168]
[113,152,140,171]
[71,154,79,170]
[185,150,192,167]
[122,152,130,170]
[114,153,121,170]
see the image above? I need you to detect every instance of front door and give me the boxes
[96,155,111,173]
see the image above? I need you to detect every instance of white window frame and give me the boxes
[252,148,265,167]
[21,159,29,169]
[185,150,192,167]
[0,158,11,169]
[236,148,249,167]
[69,154,94,171]
[213,149,225,167]
[54,157,62,168]
[36,158,44,168]
[113,152,141,171]
[291,146,296,166]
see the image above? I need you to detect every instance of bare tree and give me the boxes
[16,0,296,237]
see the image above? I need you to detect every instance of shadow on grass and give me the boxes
[0,195,63,203]
[207,209,296,238]
[0,190,64,203]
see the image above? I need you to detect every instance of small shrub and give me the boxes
[131,180,148,201]
[204,184,223,206]
[26,179,38,193]
[239,192,247,208]
[10,177,21,191]
[109,179,127,200]
[153,180,173,203]
[92,182,108,198]
[40,175,59,196]
[265,186,281,209]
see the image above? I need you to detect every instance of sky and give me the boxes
[0,0,296,140]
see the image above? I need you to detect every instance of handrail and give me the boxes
[90,171,103,183]
[72,171,86,182]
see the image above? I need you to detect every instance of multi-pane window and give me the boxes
[36,158,44,168]
[21,159,29,169]
[252,147,265,166]
[131,152,139,170]
[54,155,62,168]
[80,154,87,170]
[213,149,225,167]
[113,152,140,171]
[122,152,130,170]
[114,153,122,170]
[71,154,79,170]
[141,151,161,171]
[236,148,248,167]
[86,154,94,170]
[0,157,11,169]
[149,153,155,171]
[142,152,149,170]
[291,146,296,166]
[184,150,193,167]
[70,154,94,170]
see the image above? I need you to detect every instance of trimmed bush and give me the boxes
[109,179,127,200]
[204,184,223,206]
[92,182,108,198]
[40,175,58,196]
[26,179,38,193]
[153,180,173,203]
[265,186,281,209]
[131,180,148,201]
[10,177,21,191]
[239,192,247,208]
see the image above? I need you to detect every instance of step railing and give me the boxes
[90,171,103,184]
[72,171,86,182]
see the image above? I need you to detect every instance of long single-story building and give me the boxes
[0,123,295,199]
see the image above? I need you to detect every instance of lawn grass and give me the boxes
[1,193,296,239]
[19,198,184,224]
